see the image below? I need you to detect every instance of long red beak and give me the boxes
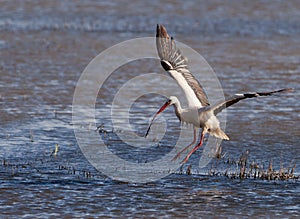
[144,100,171,137]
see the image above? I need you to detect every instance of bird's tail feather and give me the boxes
[211,129,230,140]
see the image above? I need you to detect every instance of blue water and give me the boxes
[0,0,299,217]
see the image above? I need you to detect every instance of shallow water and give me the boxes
[1,0,299,217]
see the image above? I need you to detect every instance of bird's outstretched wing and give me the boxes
[212,88,293,115]
[156,24,210,108]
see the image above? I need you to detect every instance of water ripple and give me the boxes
[1,15,300,37]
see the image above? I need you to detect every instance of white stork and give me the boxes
[145,24,293,164]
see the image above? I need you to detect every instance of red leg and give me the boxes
[172,127,197,161]
[181,132,204,164]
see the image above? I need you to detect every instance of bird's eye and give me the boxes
[208,128,211,132]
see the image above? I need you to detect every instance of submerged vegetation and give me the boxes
[1,127,298,181]
[1,146,298,182]
[185,147,299,181]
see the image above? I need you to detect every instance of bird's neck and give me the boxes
[172,102,182,121]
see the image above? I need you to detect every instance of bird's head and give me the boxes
[157,96,179,114]
[144,96,178,137]
[169,96,179,105]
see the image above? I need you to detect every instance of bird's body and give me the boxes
[168,96,227,140]
[145,24,293,164]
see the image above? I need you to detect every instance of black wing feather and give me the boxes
[213,88,293,115]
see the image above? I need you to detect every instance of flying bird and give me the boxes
[145,24,293,164]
